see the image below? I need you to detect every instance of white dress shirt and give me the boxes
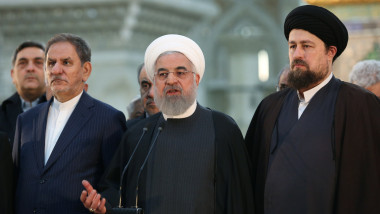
[44,92,83,164]
[297,73,333,119]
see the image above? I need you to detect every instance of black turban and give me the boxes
[284,5,348,61]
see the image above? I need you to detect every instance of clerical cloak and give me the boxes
[265,77,340,214]
[245,77,380,214]
[100,104,254,214]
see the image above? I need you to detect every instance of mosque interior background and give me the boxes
[1,0,379,133]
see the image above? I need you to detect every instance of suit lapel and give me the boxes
[33,100,52,174]
[43,92,94,172]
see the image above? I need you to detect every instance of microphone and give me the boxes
[134,122,166,209]
[116,122,151,210]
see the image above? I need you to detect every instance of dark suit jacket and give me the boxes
[12,91,127,214]
[0,92,46,144]
[0,131,14,214]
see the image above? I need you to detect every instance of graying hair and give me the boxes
[45,33,91,65]
[349,60,380,88]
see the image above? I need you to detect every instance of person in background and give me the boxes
[126,63,160,128]
[276,64,290,91]
[349,59,380,97]
[245,5,380,214]
[0,41,46,144]
[126,96,144,120]
[12,33,127,214]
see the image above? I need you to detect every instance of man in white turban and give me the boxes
[81,34,254,214]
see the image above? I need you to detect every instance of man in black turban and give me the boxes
[245,4,380,214]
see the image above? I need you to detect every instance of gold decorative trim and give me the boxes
[305,0,380,6]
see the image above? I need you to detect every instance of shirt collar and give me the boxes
[20,97,40,112]
[297,73,333,103]
[52,91,83,111]
[163,100,197,120]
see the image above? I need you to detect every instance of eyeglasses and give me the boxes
[276,84,289,92]
[154,70,194,81]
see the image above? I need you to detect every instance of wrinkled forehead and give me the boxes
[154,51,194,70]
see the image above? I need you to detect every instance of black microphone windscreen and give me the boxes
[158,121,166,130]
[143,121,152,130]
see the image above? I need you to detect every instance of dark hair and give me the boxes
[12,41,45,66]
[137,63,144,84]
[45,33,91,65]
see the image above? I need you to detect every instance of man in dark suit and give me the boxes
[0,131,14,214]
[126,63,160,128]
[0,41,47,144]
[12,33,127,214]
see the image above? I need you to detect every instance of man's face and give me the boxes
[287,29,336,91]
[153,52,200,116]
[129,99,144,119]
[46,41,91,102]
[11,47,45,101]
[139,67,159,116]
[277,69,290,91]
[366,81,380,98]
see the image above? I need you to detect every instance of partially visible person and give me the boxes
[126,63,160,128]
[245,5,380,214]
[0,41,46,144]
[80,34,254,214]
[12,33,126,214]
[276,64,290,91]
[349,59,380,97]
[126,96,144,120]
[0,131,14,214]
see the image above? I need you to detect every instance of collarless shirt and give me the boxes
[163,100,197,120]
[44,92,83,164]
[297,73,333,119]
[21,97,40,112]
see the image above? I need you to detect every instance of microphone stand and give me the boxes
[111,123,150,214]
[111,122,165,214]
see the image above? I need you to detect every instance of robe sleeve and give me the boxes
[212,110,255,214]
[334,83,380,214]
[98,131,130,211]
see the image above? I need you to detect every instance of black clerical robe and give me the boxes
[245,78,380,214]
[99,104,254,214]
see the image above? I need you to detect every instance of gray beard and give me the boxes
[154,80,197,116]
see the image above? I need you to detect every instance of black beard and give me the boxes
[288,59,326,90]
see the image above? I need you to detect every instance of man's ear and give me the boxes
[195,73,200,86]
[82,62,92,82]
[328,46,337,61]
[11,68,16,84]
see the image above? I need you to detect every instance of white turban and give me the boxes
[144,34,205,82]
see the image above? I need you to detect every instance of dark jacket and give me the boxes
[12,91,126,214]
[0,92,46,144]
[0,131,14,214]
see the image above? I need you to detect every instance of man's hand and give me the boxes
[80,180,107,214]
